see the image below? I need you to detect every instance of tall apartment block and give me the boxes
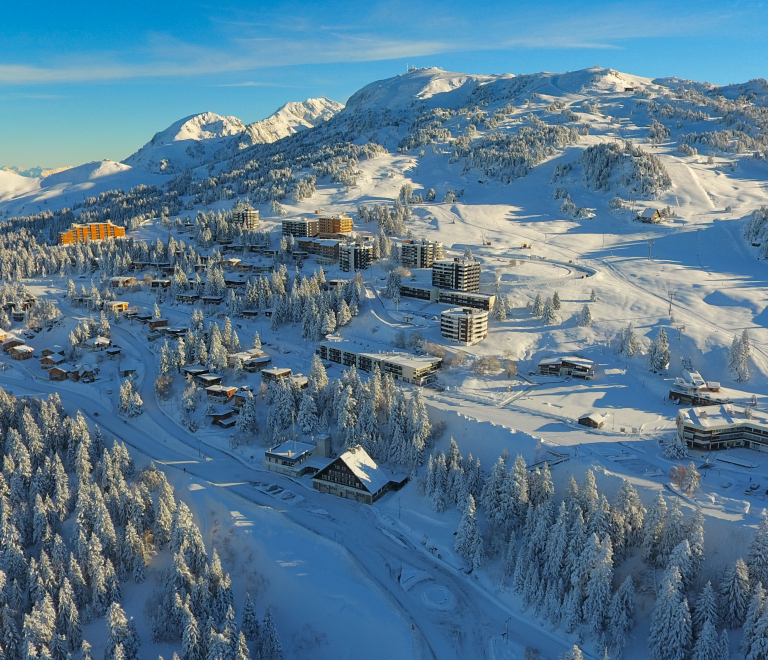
[440,307,489,346]
[400,239,444,269]
[231,204,260,230]
[282,218,319,238]
[340,243,374,272]
[432,258,480,292]
[318,213,353,234]
[58,221,126,246]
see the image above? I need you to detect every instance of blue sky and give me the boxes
[1,0,766,168]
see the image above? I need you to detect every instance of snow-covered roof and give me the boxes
[640,207,659,218]
[267,441,316,460]
[206,384,237,394]
[263,367,292,376]
[339,445,391,494]
[205,404,235,416]
[52,363,76,372]
[678,405,768,431]
[579,412,607,425]
[43,352,66,361]
[86,336,110,346]
[11,345,34,353]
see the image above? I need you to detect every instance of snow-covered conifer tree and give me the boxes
[532,293,544,317]
[454,495,483,569]
[648,327,671,372]
[691,619,722,660]
[553,290,561,310]
[692,581,719,635]
[584,537,614,638]
[259,609,284,660]
[608,575,635,659]
[577,304,593,327]
[741,583,766,658]
[749,510,768,587]
[236,393,259,436]
[648,567,692,660]
[643,492,668,565]
[559,645,584,660]
[542,297,559,325]
[720,558,750,628]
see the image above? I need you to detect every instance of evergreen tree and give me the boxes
[692,581,720,634]
[542,297,559,325]
[691,620,722,660]
[746,608,768,660]
[748,510,768,588]
[553,290,561,310]
[577,304,593,327]
[741,583,766,658]
[241,593,259,642]
[648,567,692,660]
[608,576,635,659]
[648,327,671,372]
[532,293,544,317]
[559,646,584,660]
[720,558,750,628]
[259,609,284,660]
[643,492,667,566]
[584,537,614,638]
[454,495,483,569]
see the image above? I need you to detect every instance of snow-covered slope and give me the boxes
[123,112,246,174]
[124,98,343,175]
[0,160,165,216]
[0,169,40,202]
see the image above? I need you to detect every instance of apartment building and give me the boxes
[282,218,319,238]
[58,221,126,245]
[399,239,443,269]
[317,340,442,385]
[340,243,374,272]
[231,204,260,230]
[440,307,489,346]
[432,258,480,292]
[318,213,353,234]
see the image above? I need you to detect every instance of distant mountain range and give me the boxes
[2,66,767,220]
[122,98,344,174]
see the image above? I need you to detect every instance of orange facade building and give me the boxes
[58,221,126,245]
[318,213,353,234]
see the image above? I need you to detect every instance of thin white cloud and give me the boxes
[0,1,748,85]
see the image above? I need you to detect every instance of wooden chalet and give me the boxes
[205,384,238,404]
[10,345,34,360]
[2,338,24,353]
[578,413,607,429]
[148,318,169,330]
[105,301,130,314]
[207,406,238,428]
[311,445,406,504]
[639,208,662,223]
[40,352,67,369]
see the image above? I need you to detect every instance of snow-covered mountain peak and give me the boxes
[239,97,344,147]
[344,67,504,113]
[124,100,343,174]
[164,112,246,143]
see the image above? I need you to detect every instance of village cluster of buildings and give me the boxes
[2,335,110,382]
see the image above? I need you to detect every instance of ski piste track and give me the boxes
[0,296,590,660]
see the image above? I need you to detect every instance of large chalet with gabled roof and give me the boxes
[311,445,407,504]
